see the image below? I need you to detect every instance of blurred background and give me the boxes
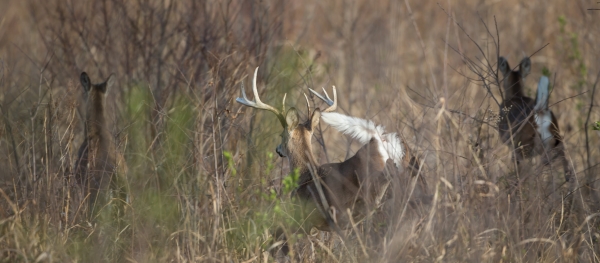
[0,0,599,262]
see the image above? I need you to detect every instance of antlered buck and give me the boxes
[497,57,572,181]
[237,67,418,256]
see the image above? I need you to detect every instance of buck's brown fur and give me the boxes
[270,107,390,257]
[74,72,127,216]
[236,68,421,257]
[277,109,388,232]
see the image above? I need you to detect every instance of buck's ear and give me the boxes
[286,107,299,131]
[80,72,91,92]
[309,108,321,131]
[519,57,531,78]
[498,57,510,77]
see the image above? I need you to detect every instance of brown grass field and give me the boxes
[0,0,599,262]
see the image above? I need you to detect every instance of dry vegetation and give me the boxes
[0,0,599,262]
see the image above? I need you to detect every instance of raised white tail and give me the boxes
[534,76,550,111]
[320,112,405,168]
[534,76,553,144]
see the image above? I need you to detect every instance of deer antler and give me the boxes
[309,86,337,112]
[303,93,312,117]
[236,67,287,127]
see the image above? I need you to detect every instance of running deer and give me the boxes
[74,72,128,217]
[497,57,572,181]
[237,67,418,255]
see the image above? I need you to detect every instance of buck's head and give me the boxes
[236,67,337,168]
[498,56,531,99]
[275,106,321,159]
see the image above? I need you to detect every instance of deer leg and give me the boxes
[542,140,572,182]
[307,186,344,236]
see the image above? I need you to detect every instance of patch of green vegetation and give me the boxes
[224,151,237,177]
[557,15,590,133]
[137,188,181,227]
[163,95,194,185]
[118,82,189,260]
[124,83,153,173]
[226,167,307,255]
[558,15,567,33]
[282,168,300,195]
[557,15,587,92]
[541,67,551,77]
[265,152,275,176]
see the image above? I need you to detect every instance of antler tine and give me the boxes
[236,67,287,126]
[309,86,337,112]
[282,93,287,113]
[303,93,311,116]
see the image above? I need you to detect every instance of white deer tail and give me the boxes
[320,112,405,167]
[534,76,554,143]
[534,76,550,111]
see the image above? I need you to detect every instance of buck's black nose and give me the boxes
[276,149,284,157]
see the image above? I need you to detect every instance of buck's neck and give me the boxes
[287,130,317,175]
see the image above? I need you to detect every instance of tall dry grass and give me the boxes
[0,0,599,262]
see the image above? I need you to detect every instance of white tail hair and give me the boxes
[320,112,405,167]
[534,76,553,143]
[534,76,550,111]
